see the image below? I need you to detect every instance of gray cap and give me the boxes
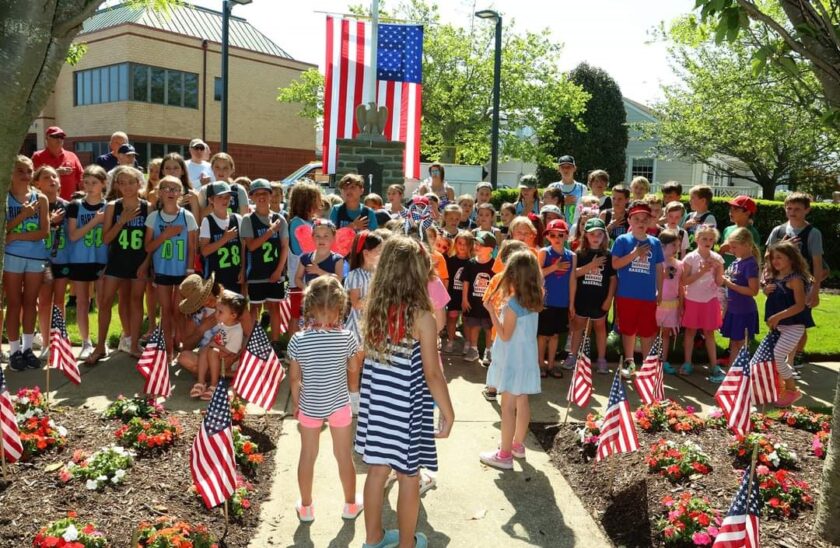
[206,180,233,198]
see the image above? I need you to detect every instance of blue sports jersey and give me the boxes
[152,209,190,276]
[6,191,48,261]
[67,199,107,265]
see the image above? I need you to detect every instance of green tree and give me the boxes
[277,0,589,167]
[0,0,171,281]
[640,19,840,200]
[539,63,628,185]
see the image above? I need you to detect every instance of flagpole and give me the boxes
[563,318,591,425]
[745,439,759,503]
[45,360,50,408]
[363,0,380,105]
[0,437,8,481]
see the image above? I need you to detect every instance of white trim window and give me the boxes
[631,157,655,181]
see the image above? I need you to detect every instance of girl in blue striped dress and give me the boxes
[344,230,386,415]
[356,236,455,548]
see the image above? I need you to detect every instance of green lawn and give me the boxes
[64,305,129,348]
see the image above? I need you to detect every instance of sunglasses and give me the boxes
[192,144,205,151]
[160,186,181,193]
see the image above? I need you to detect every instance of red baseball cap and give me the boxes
[628,202,652,218]
[545,219,569,233]
[727,195,757,215]
[46,126,66,138]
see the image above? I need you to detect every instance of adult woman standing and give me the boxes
[415,163,455,205]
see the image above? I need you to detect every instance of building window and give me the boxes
[134,141,188,163]
[631,157,654,181]
[75,63,198,109]
[214,77,222,101]
[74,141,110,158]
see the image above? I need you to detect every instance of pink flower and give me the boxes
[693,532,712,545]
[756,465,770,476]
[707,526,719,537]
[685,405,696,414]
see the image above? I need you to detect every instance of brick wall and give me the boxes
[337,138,405,195]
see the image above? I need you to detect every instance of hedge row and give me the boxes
[490,190,840,274]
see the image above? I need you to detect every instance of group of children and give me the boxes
[5,152,827,545]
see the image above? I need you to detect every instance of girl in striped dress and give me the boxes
[356,236,455,548]
[344,230,386,415]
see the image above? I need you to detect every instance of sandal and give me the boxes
[548,366,564,379]
[540,369,548,378]
[190,383,206,398]
[200,385,216,401]
[84,350,107,366]
[482,388,497,401]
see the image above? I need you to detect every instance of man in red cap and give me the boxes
[31,126,83,201]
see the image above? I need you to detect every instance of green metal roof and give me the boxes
[82,2,293,60]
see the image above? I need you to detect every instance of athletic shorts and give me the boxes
[616,296,657,338]
[289,287,303,318]
[50,264,70,279]
[538,306,569,337]
[298,403,352,429]
[154,273,187,287]
[104,256,146,280]
[68,263,105,282]
[464,315,492,330]
[248,281,286,304]
[4,254,47,274]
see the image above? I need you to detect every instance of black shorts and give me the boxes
[104,258,146,280]
[248,281,286,304]
[538,306,569,337]
[154,274,186,287]
[575,303,607,320]
[68,263,105,282]
[51,264,70,279]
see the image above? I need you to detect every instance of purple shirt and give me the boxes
[725,256,759,315]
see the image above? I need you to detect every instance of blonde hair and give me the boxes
[665,200,685,214]
[364,193,384,208]
[644,193,663,207]
[15,154,33,171]
[363,236,432,358]
[442,203,461,218]
[302,275,347,323]
[452,230,474,257]
[631,176,650,194]
[457,194,475,208]
[210,152,235,173]
[33,165,58,183]
[689,184,713,207]
[498,239,528,263]
[694,224,719,241]
[726,227,761,267]
[767,241,811,281]
[488,251,544,312]
[508,216,536,237]
[112,166,145,188]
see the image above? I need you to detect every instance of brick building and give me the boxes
[24,2,316,179]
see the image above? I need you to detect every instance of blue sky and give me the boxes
[144,0,698,105]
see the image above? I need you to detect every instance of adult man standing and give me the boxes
[32,126,83,201]
[547,154,587,227]
[94,131,129,171]
[185,138,213,190]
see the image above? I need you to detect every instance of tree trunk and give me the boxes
[816,371,840,544]
[755,177,777,200]
[0,0,104,285]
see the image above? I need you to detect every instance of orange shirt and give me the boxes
[431,250,449,281]
[491,246,538,274]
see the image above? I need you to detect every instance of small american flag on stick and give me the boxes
[232,326,285,410]
[135,327,170,398]
[0,368,23,463]
[714,345,752,436]
[190,379,236,509]
[713,469,762,547]
[750,330,779,406]
[50,306,79,385]
[596,372,639,462]
[277,298,291,334]
[567,333,592,408]
[634,334,664,405]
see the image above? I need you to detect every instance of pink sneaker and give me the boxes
[479,450,513,470]
[511,443,526,459]
[342,495,364,520]
[774,390,803,408]
[296,500,315,522]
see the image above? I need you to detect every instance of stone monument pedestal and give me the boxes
[336,138,405,196]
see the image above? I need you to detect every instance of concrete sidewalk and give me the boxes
[4,349,837,547]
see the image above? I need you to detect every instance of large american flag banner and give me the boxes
[713,470,762,547]
[190,379,236,509]
[0,368,23,463]
[750,330,779,406]
[596,372,639,462]
[135,327,171,398]
[50,306,80,385]
[714,345,752,436]
[634,334,664,405]
[232,326,286,411]
[322,16,423,179]
[567,333,592,408]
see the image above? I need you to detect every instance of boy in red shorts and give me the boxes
[611,201,664,377]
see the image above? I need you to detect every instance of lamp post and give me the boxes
[475,9,502,189]
[221,0,253,152]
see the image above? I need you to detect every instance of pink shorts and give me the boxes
[298,404,352,429]
[682,298,721,331]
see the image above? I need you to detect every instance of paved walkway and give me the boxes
[4,349,837,547]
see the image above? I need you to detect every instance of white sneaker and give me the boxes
[32,333,43,350]
[118,336,132,354]
[620,360,635,379]
[38,346,50,361]
[464,347,480,362]
[0,350,9,363]
[78,341,94,361]
[482,349,492,366]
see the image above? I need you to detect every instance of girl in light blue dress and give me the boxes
[480,251,543,470]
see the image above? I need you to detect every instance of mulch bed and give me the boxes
[0,405,282,547]
[531,420,831,548]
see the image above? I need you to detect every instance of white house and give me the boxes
[623,97,761,197]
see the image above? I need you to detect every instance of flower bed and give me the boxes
[730,432,798,470]
[19,415,67,460]
[776,406,832,433]
[59,445,134,490]
[755,466,814,518]
[230,396,247,425]
[134,516,218,548]
[635,400,706,434]
[656,492,721,546]
[812,430,830,459]
[102,395,165,423]
[233,426,264,474]
[114,417,183,452]
[573,412,602,461]
[34,512,108,548]
[646,439,713,483]
[12,386,49,417]
[705,406,773,432]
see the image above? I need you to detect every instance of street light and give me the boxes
[221,0,253,152]
[475,9,501,189]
